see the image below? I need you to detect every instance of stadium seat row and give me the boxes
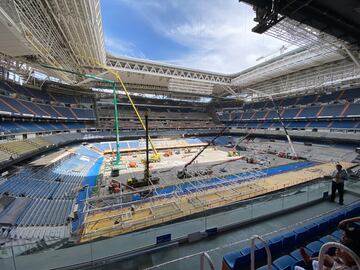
[222,202,360,270]
[0,94,95,120]
[0,121,86,134]
[220,103,360,122]
[0,79,93,104]
[231,120,360,130]
[241,88,360,111]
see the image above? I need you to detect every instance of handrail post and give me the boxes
[200,252,215,270]
[251,235,272,270]
[318,242,360,270]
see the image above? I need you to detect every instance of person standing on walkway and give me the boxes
[331,163,348,205]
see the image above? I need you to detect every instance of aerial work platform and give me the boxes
[79,161,355,243]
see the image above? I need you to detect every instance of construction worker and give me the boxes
[330,163,348,205]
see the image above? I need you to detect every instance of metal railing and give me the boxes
[200,252,215,270]
[251,235,272,270]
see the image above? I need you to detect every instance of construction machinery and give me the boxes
[109,179,136,194]
[127,113,160,188]
[127,176,159,188]
[227,134,250,157]
[177,125,231,179]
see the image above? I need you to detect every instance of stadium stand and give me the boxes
[0,79,96,121]
[0,145,103,245]
[216,87,360,131]
[97,95,217,130]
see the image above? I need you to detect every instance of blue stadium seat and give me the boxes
[223,251,242,270]
[293,227,309,245]
[290,248,310,262]
[317,91,340,103]
[345,203,360,217]
[223,246,253,270]
[331,230,342,241]
[298,106,320,118]
[305,241,324,257]
[331,120,358,129]
[282,108,300,119]
[314,219,330,235]
[281,97,298,107]
[273,255,297,270]
[268,236,283,258]
[296,94,317,105]
[343,103,360,116]
[282,231,296,252]
[319,104,344,117]
[255,241,268,265]
[304,223,319,240]
[341,88,360,101]
[257,265,278,270]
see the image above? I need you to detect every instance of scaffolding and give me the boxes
[80,161,357,243]
[79,163,272,242]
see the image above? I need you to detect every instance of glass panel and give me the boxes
[13,243,92,270]
[0,246,16,270]
[0,181,335,269]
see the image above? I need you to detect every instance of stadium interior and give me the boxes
[0,0,359,270]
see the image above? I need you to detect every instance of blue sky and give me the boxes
[101,0,287,73]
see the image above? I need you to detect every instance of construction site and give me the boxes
[1,1,360,269]
[76,132,358,243]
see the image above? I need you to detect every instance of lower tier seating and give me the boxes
[222,202,360,270]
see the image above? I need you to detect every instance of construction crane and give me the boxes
[227,133,251,156]
[247,88,298,159]
[127,113,160,188]
[177,125,231,179]
[89,59,161,162]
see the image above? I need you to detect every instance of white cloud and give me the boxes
[108,0,288,73]
[105,36,146,59]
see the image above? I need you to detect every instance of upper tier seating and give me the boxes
[319,104,345,117]
[344,103,360,116]
[222,202,360,270]
[0,79,93,104]
[282,108,299,119]
[340,88,360,100]
[231,87,360,112]
[98,106,214,130]
[317,92,340,103]
[0,95,95,120]
[217,87,360,131]
[50,92,77,104]
[296,94,318,105]
[297,107,320,118]
[0,121,86,134]
[0,79,95,120]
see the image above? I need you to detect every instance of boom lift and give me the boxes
[177,125,230,179]
[228,133,251,157]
